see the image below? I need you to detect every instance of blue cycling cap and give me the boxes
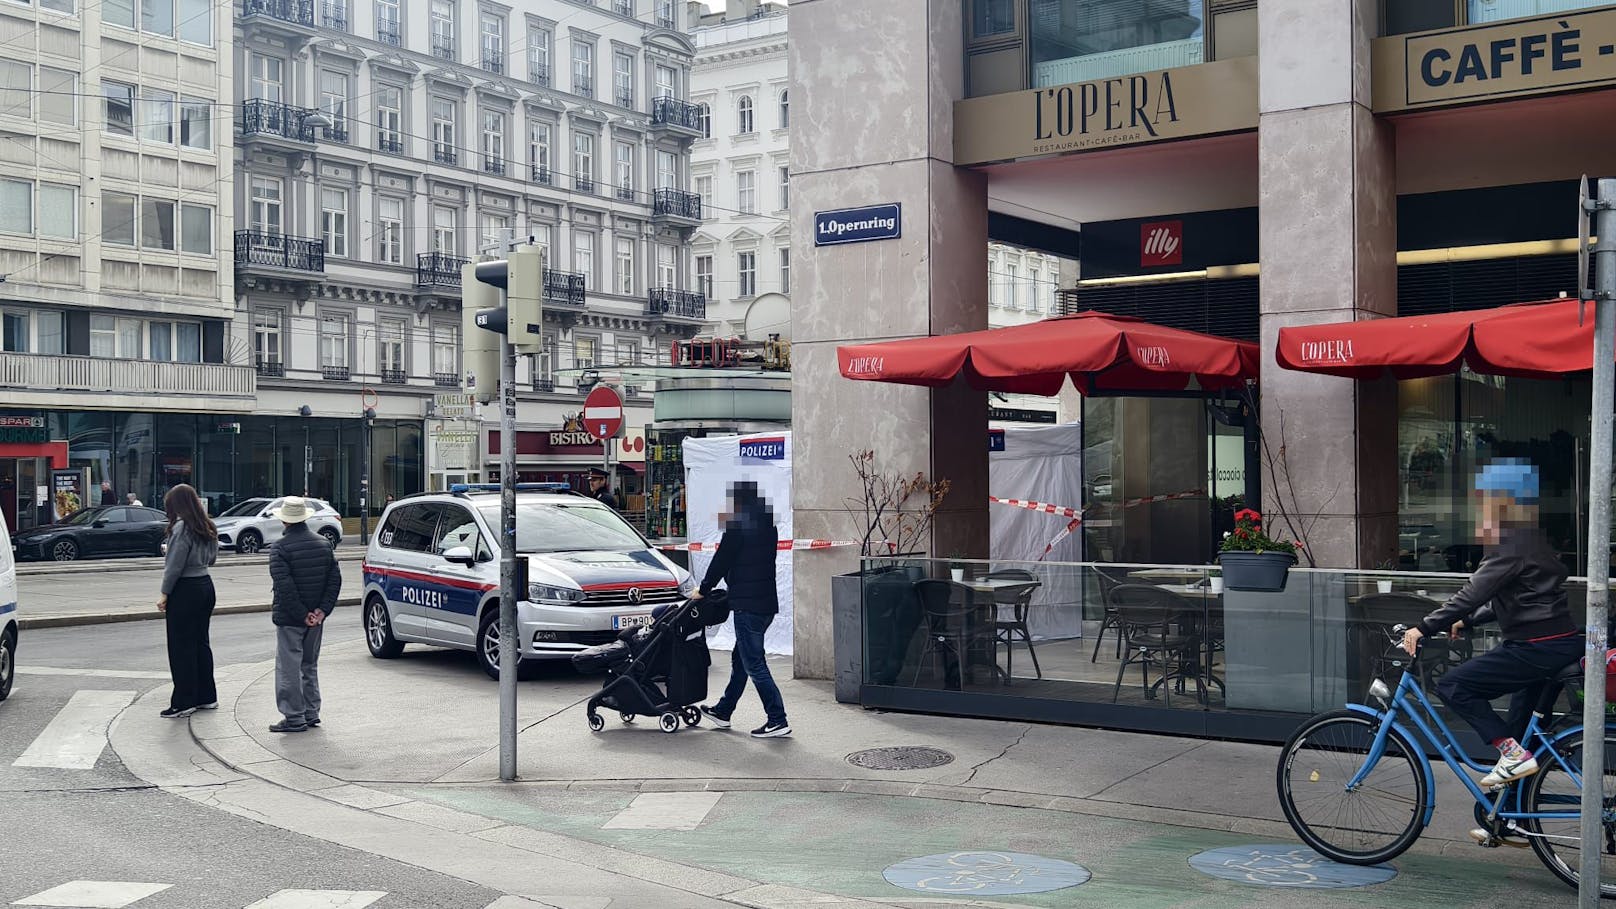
[1474,458,1539,504]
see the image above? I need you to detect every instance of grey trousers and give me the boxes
[275,623,324,725]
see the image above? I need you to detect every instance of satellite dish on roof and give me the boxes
[744,292,790,342]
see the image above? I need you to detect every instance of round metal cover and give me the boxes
[846,746,955,771]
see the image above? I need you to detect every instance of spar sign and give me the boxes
[814,203,901,247]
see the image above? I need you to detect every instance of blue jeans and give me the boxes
[714,611,786,725]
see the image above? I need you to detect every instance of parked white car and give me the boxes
[214,497,343,553]
[1,515,18,700]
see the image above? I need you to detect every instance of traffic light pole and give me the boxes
[498,336,519,782]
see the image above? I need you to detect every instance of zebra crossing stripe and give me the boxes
[13,881,171,908]
[242,891,387,909]
[13,690,137,770]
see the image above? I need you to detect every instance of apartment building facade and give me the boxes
[234,0,707,510]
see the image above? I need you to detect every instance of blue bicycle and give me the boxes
[1275,625,1616,896]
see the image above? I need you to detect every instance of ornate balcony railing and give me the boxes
[431,35,456,60]
[652,188,701,221]
[616,184,636,202]
[482,50,504,74]
[241,99,317,142]
[433,372,459,387]
[255,360,285,378]
[575,176,595,194]
[616,90,634,109]
[651,96,701,131]
[574,74,593,97]
[319,1,346,29]
[531,63,550,86]
[533,377,555,393]
[417,252,467,287]
[483,157,506,176]
[531,164,552,185]
[322,365,351,381]
[378,134,403,153]
[242,0,313,26]
[376,18,401,44]
[234,231,325,272]
[434,146,457,165]
[0,352,255,398]
[323,118,349,143]
[380,369,406,385]
[545,269,586,306]
[647,287,706,321]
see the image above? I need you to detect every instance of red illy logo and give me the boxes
[1140,220,1183,267]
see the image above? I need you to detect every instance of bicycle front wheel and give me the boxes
[1521,726,1616,898]
[1276,709,1428,865]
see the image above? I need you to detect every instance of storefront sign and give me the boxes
[988,429,1006,452]
[434,392,477,420]
[739,436,786,460]
[953,56,1258,166]
[0,415,47,443]
[549,430,596,446]
[432,429,477,470]
[1373,7,1616,112]
[1140,221,1183,267]
[813,204,902,247]
[51,468,88,521]
[989,407,1058,424]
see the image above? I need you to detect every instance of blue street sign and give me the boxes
[814,203,902,247]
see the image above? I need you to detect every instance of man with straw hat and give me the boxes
[267,496,343,733]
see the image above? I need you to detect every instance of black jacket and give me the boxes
[269,523,343,627]
[699,510,778,615]
[1418,527,1574,642]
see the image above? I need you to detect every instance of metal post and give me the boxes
[359,414,370,545]
[303,423,311,496]
[1581,177,1616,907]
[498,337,519,782]
[604,435,613,501]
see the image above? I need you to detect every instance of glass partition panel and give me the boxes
[1030,0,1205,87]
[1467,0,1609,25]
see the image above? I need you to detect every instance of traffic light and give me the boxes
[461,259,501,404]
[472,243,544,355]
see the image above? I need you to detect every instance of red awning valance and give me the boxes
[837,312,1260,395]
[1276,299,1597,380]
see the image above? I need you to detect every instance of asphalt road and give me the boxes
[0,611,504,909]
[17,559,366,626]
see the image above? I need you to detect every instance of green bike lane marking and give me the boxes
[392,787,1573,908]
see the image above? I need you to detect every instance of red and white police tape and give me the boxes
[658,539,870,552]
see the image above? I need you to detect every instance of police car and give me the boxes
[361,484,696,678]
[1,514,18,701]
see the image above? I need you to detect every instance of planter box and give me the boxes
[832,565,925,703]
[1218,550,1296,592]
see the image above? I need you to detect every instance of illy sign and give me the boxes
[1140,220,1183,267]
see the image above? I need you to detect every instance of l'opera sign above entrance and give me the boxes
[1373,7,1616,112]
[953,56,1257,166]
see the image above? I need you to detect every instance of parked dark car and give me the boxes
[12,506,169,562]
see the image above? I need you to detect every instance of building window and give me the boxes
[249,177,282,237]
[737,169,755,214]
[177,0,209,45]
[613,50,634,108]
[429,0,455,58]
[36,311,62,354]
[778,165,789,210]
[39,184,76,239]
[39,68,74,126]
[656,150,676,190]
[655,63,675,99]
[179,203,210,254]
[778,89,788,128]
[480,12,504,72]
[1029,0,1202,85]
[253,310,282,367]
[737,95,753,134]
[574,230,595,287]
[376,85,404,151]
[695,175,712,213]
[0,179,29,235]
[1028,266,1042,313]
[574,336,597,370]
[528,26,551,84]
[431,97,456,163]
[319,71,347,138]
[378,197,404,264]
[573,132,595,189]
[738,251,755,297]
[379,318,405,374]
[615,236,635,295]
[530,121,551,177]
[150,321,171,361]
[619,339,639,365]
[319,312,350,369]
[0,62,28,121]
[656,0,673,29]
[180,96,211,149]
[142,0,173,37]
[779,246,790,293]
[104,192,136,245]
[614,141,633,195]
[695,254,712,298]
[91,316,142,359]
[140,89,174,144]
[656,243,675,288]
[321,188,348,258]
[572,41,594,97]
[106,0,135,29]
[479,212,509,250]
[249,54,283,102]
[695,102,709,138]
[149,322,201,362]
[140,198,175,250]
[482,107,505,171]
[432,322,457,375]
[375,0,401,44]
[2,311,28,353]
[432,205,455,253]
[972,0,1013,40]
[102,81,135,137]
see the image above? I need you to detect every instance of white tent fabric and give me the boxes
[681,432,794,655]
[989,422,1084,640]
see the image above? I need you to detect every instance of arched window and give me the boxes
[696,102,710,138]
[778,89,788,129]
[737,95,753,134]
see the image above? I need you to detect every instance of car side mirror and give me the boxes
[92,520,106,528]
[443,545,476,566]
[261,511,273,518]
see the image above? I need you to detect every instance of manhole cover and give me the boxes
[1188,845,1396,889]
[884,851,1091,895]
[847,746,955,771]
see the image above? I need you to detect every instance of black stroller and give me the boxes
[572,590,730,734]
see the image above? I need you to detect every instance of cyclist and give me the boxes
[1400,458,1583,801]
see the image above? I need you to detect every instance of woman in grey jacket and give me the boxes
[158,484,219,719]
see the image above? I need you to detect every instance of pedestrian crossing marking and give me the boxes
[18,667,172,680]
[243,892,387,909]
[13,881,171,908]
[602,791,723,831]
[13,690,136,770]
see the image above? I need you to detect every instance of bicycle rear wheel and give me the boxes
[1521,727,1616,898]
[1276,709,1428,865]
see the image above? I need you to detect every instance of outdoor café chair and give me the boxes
[911,579,992,690]
[1089,566,1129,663]
[984,569,1042,681]
[1108,584,1206,707]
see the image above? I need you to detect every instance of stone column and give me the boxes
[1257,0,1398,568]
[789,0,989,680]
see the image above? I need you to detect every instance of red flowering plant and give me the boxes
[1219,508,1300,557]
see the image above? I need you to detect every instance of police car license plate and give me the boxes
[612,614,653,630]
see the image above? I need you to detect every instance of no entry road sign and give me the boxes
[583,386,624,441]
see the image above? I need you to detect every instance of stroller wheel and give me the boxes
[681,706,701,727]
[620,712,636,724]
[587,712,605,732]
[659,712,681,734]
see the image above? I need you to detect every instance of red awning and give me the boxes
[837,312,1260,395]
[1276,299,1596,380]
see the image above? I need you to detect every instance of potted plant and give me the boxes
[1218,508,1300,591]
[948,552,967,582]
[1374,560,1395,594]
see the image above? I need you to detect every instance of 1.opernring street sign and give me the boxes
[814,203,902,247]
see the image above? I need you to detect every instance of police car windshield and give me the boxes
[477,502,645,553]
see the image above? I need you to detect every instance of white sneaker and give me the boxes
[195,702,219,710]
[1480,753,1539,788]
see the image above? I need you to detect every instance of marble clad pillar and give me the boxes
[788,0,990,679]
[1257,0,1399,568]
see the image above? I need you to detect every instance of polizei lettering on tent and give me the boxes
[1033,72,1180,152]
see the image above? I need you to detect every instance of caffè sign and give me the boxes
[1373,7,1616,112]
[953,56,1258,166]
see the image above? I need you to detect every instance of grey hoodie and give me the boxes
[161,519,219,595]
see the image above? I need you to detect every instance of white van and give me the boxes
[1,517,17,700]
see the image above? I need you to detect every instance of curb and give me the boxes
[18,596,362,630]
[17,549,367,577]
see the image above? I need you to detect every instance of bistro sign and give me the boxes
[953,56,1258,166]
[1373,7,1616,111]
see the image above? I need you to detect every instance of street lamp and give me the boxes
[298,404,312,495]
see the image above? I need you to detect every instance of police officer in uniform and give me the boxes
[586,467,618,509]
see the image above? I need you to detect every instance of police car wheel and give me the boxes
[659,712,681,734]
[477,609,506,680]
[365,596,404,659]
[236,530,263,554]
[0,629,14,702]
[587,712,605,732]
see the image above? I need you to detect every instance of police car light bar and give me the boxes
[449,483,573,494]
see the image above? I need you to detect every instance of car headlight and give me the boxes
[527,583,586,605]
